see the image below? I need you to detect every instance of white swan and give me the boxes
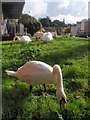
[5,61,66,109]
[41,32,53,41]
[33,31,43,40]
[13,35,32,43]
[52,31,57,38]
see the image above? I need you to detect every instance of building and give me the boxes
[79,19,87,36]
[80,19,87,32]
[79,19,90,37]
[71,19,90,37]
[2,0,25,19]
[0,0,25,40]
[71,22,80,36]
[85,18,90,36]
[71,24,77,36]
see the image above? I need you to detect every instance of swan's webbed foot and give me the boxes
[43,84,46,92]
[29,85,33,92]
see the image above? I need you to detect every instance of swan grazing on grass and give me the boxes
[13,35,32,43]
[5,61,66,109]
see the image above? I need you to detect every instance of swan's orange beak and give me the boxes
[60,97,67,109]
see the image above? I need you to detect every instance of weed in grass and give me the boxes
[63,65,88,79]
[65,98,90,120]
[85,80,90,98]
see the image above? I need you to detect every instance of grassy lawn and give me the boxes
[1,36,90,119]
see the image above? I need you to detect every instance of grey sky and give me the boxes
[23,0,89,24]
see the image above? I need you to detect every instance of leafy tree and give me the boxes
[39,16,52,27]
[52,20,65,27]
[19,14,42,36]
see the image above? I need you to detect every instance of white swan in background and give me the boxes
[52,31,57,38]
[13,35,32,43]
[41,32,53,41]
[5,61,66,109]
[33,31,43,40]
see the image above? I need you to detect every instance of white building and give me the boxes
[71,24,77,36]
[71,22,80,36]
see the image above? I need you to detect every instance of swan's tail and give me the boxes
[5,70,17,77]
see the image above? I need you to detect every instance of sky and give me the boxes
[23,0,90,24]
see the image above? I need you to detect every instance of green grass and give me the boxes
[1,36,90,119]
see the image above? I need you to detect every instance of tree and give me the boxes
[52,20,65,27]
[39,16,52,27]
[19,14,42,36]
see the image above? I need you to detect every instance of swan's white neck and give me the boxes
[53,65,65,100]
[56,66,64,91]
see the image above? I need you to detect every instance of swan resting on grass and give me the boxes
[5,61,66,109]
[33,31,43,40]
[13,35,32,43]
[41,32,53,41]
[52,31,57,38]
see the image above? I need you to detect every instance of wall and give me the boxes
[71,25,77,36]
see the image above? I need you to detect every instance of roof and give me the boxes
[2,0,25,19]
[80,19,87,23]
